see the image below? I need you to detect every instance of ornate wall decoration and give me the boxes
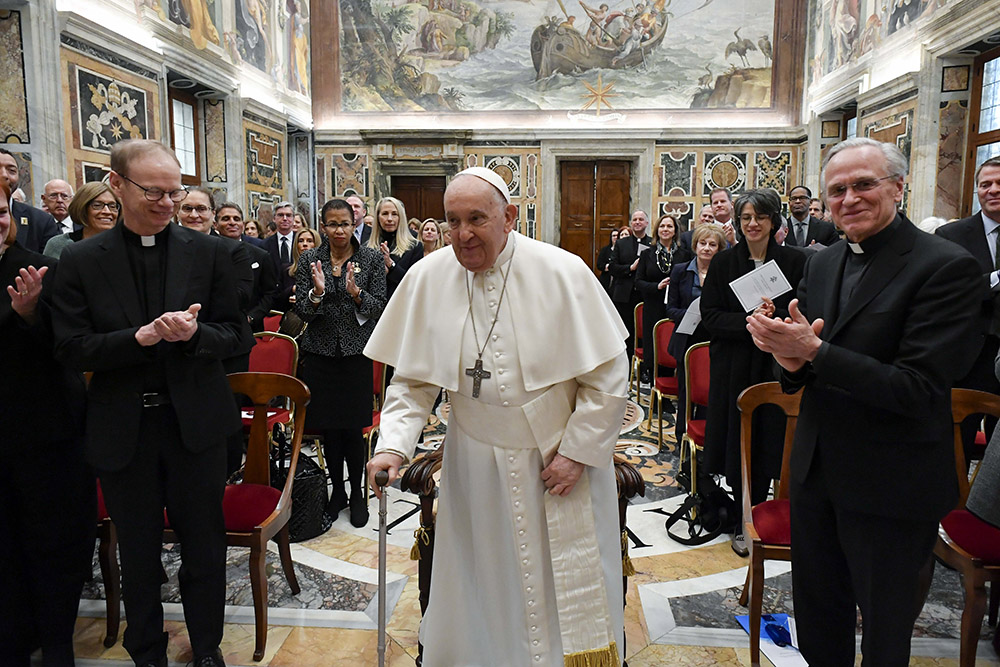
[81,161,111,184]
[167,0,222,50]
[703,152,747,196]
[331,152,369,197]
[0,11,29,144]
[395,145,442,160]
[204,99,227,183]
[76,66,148,151]
[753,151,791,193]
[245,125,283,188]
[485,155,521,198]
[235,0,272,73]
[10,150,34,205]
[525,153,538,198]
[936,99,968,220]
[316,155,326,203]
[659,200,694,233]
[285,0,310,95]
[660,152,696,197]
[862,102,915,214]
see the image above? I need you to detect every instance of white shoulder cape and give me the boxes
[364,232,628,392]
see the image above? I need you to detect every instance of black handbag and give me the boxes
[270,443,332,543]
[665,457,737,546]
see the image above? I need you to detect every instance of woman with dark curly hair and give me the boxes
[296,198,387,527]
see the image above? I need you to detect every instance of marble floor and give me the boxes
[68,394,1000,667]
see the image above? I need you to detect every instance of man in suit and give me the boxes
[710,187,738,245]
[678,204,715,254]
[42,179,78,234]
[0,148,59,253]
[262,201,296,313]
[936,155,1000,454]
[609,209,652,364]
[346,194,372,244]
[51,139,245,667]
[785,185,840,247]
[215,201,278,332]
[748,138,981,666]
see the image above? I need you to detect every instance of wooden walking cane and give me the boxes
[375,469,389,667]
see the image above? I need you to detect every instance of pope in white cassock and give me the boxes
[366,167,630,667]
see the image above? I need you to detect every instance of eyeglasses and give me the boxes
[825,175,896,200]
[180,205,212,214]
[788,195,810,202]
[739,213,771,224]
[323,221,353,229]
[89,200,119,212]
[122,175,188,202]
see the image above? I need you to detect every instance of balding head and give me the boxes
[43,179,74,220]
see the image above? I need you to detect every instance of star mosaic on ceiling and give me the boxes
[580,73,618,116]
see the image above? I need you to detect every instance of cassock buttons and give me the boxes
[492,334,498,341]
[503,401,510,406]
[488,284,495,291]
[500,385,507,392]
[489,301,496,309]
[495,351,502,358]
[509,456,515,463]
[498,368,504,374]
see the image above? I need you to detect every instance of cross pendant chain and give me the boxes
[464,357,492,398]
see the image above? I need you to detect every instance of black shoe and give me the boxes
[190,648,226,667]
[640,369,652,384]
[731,531,749,558]
[326,492,348,517]
[350,496,370,528]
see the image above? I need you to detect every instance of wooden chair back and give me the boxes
[951,388,1000,507]
[737,382,801,525]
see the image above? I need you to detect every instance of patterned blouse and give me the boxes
[294,239,386,358]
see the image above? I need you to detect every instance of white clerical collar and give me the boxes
[848,242,864,254]
[141,235,156,247]
[491,230,516,269]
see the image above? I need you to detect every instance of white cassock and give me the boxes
[365,231,630,667]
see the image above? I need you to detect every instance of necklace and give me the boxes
[655,242,675,274]
[464,236,516,398]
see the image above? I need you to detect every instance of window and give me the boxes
[168,89,201,185]
[967,47,1000,215]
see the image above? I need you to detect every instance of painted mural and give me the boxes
[233,0,274,75]
[284,0,310,94]
[808,0,952,86]
[339,0,776,113]
[165,0,222,49]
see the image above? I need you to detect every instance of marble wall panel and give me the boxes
[60,45,161,188]
[0,11,29,144]
[10,150,35,206]
[861,96,916,213]
[935,99,968,220]
[703,152,748,196]
[464,146,540,237]
[329,151,370,198]
[753,150,792,194]
[204,99,227,183]
[660,152,697,197]
[243,117,286,218]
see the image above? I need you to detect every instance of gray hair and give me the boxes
[274,200,294,212]
[821,137,908,191]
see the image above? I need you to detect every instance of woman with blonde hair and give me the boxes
[367,196,415,299]
[43,182,119,258]
[288,227,320,277]
[400,217,443,271]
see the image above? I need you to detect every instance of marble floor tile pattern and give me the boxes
[68,394,1000,666]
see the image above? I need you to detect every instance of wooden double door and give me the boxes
[392,175,447,223]
[560,160,631,272]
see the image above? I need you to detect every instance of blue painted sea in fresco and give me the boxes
[432,0,775,111]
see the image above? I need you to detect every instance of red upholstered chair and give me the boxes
[96,481,120,648]
[262,311,283,333]
[736,381,801,667]
[629,303,644,401]
[934,388,1000,667]
[679,342,710,496]
[166,372,311,662]
[245,331,302,459]
[645,318,679,448]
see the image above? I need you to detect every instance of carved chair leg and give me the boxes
[276,524,300,595]
[249,544,269,662]
[748,549,765,667]
[738,560,751,607]
[959,574,988,667]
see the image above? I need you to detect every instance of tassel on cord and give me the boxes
[621,530,635,577]
[410,525,430,561]
[563,642,621,667]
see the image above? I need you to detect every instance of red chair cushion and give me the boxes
[96,481,109,521]
[752,498,791,546]
[654,376,679,395]
[687,419,706,445]
[241,408,291,430]
[635,347,643,361]
[223,483,282,532]
[941,509,1000,565]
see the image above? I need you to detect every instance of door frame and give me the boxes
[541,139,655,246]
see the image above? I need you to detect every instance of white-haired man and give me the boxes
[366,167,628,666]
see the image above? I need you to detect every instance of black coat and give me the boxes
[665,259,709,361]
[596,243,614,293]
[700,238,807,484]
[784,215,840,247]
[635,242,691,363]
[608,235,652,303]
[12,200,59,254]
[263,232,296,313]
[244,241,278,331]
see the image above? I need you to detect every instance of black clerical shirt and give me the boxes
[122,222,172,391]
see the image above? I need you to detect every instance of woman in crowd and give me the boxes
[700,188,806,557]
[42,182,119,258]
[439,220,452,246]
[407,217,421,236]
[293,212,307,233]
[296,198,386,527]
[619,225,631,241]
[665,224,726,442]
[244,219,261,238]
[400,218,443,270]
[596,228,619,294]
[286,227,320,305]
[0,181,95,665]
[636,214,691,382]
[367,196,416,300]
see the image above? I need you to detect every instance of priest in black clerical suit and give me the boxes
[608,210,653,359]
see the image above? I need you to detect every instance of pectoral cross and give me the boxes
[464,358,491,398]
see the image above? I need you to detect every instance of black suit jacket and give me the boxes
[785,215,840,247]
[263,233,295,312]
[782,216,982,521]
[51,222,246,471]
[936,212,996,337]
[241,233,267,249]
[356,224,372,245]
[608,235,652,302]
[12,200,59,254]
[243,241,278,330]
